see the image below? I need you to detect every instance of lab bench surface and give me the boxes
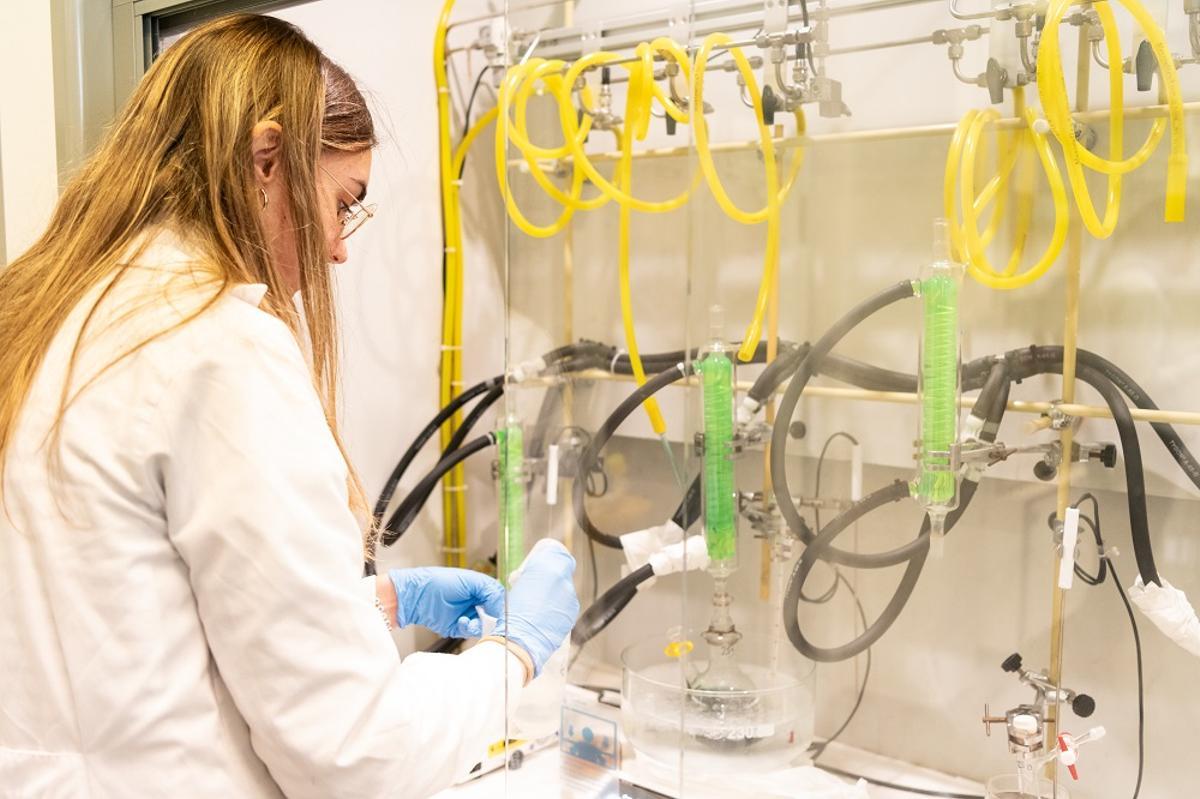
[434,739,988,799]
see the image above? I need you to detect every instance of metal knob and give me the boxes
[1002,652,1023,673]
[1072,693,1096,718]
[761,84,781,126]
[1134,40,1155,92]
[985,58,1007,104]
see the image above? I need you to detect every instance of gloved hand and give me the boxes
[493,540,580,676]
[388,567,505,638]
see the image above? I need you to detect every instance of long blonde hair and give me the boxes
[0,14,379,556]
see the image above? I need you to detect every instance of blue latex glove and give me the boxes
[388,567,505,638]
[493,540,580,676]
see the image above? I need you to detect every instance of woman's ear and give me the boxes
[251,121,284,185]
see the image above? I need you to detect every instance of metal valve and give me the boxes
[1000,652,1097,719]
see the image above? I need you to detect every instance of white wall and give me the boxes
[0,1,59,262]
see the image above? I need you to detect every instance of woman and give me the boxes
[0,14,578,798]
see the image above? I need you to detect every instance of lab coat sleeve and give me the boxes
[156,313,523,799]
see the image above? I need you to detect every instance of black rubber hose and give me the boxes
[750,348,998,411]
[783,367,1010,662]
[817,353,916,393]
[572,563,655,647]
[1075,364,1147,585]
[613,339,784,376]
[1007,346,1200,492]
[770,280,919,556]
[372,376,502,526]
[373,341,616,526]
[1004,348,1160,586]
[748,343,812,405]
[443,384,503,455]
[785,360,1009,572]
[573,363,692,549]
[382,433,495,547]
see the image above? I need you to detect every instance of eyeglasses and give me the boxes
[320,166,377,240]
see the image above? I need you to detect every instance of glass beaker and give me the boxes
[621,630,815,777]
[985,774,1071,799]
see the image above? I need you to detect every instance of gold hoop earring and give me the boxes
[259,187,269,210]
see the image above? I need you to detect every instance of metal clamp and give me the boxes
[1043,400,1079,431]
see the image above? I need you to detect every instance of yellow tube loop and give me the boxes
[553,54,697,213]
[495,61,583,238]
[614,49,668,434]
[691,33,784,362]
[964,109,1018,252]
[1005,88,1037,277]
[632,43,656,142]
[945,88,1070,290]
[508,61,611,212]
[1039,0,1186,231]
[692,37,805,225]
[961,109,1071,289]
[1038,0,1122,238]
[512,59,587,159]
[944,109,979,264]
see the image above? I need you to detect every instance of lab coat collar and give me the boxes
[128,226,269,309]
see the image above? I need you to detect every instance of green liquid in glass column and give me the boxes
[699,347,737,571]
[497,421,525,587]
[916,270,959,507]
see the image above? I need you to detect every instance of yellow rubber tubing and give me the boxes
[507,61,610,212]
[961,109,1071,289]
[553,53,705,213]
[691,33,785,362]
[1038,0,1124,238]
[949,108,1020,267]
[495,62,582,238]
[692,35,805,226]
[615,50,668,434]
[1040,0,1186,228]
[434,0,466,566]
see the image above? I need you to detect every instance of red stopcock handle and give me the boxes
[1058,734,1079,780]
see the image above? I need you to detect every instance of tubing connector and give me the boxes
[646,535,711,582]
[508,356,547,384]
[736,396,763,426]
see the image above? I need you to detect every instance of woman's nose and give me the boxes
[330,236,348,265]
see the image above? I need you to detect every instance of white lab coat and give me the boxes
[0,231,523,798]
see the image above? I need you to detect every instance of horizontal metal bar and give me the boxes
[505,101,1200,166]
[524,369,1200,426]
[454,0,944,60]
[826,29,979,57]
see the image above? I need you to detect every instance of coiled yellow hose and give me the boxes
[693,33,783,362]
[495,61,585,238]
[493,35,808,427]
[1038,0,1187,234]
[944,90,1070,290]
